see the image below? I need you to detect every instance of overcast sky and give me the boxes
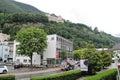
[15,0,120,36]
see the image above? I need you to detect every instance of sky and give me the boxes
[15,0,120,36]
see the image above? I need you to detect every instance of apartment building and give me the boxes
[43,34,73,66]
[0,45,9,62]
[0,33,10,62]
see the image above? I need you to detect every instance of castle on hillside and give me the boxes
[46,13,64,23]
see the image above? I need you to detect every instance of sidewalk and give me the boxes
[12,67,60,76]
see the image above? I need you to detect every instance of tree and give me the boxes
[84,42,103,74]
[0,13,5,29]
[15,27,47,67]
[73,49,86,60]
[60,50,67,60]
[94,27,99,34]
[100,50,112,68]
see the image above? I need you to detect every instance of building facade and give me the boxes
[43,34,73,66]
[13,34,73,66]
[0,45,9,62]
[13,40,41,65]
[45,13,64,23]
[0,33,10,43]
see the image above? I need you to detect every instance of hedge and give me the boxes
[0,75,15,80]
[31,70,81,80]
[84,68,117,80]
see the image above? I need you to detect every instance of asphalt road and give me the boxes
[1,65,61,80]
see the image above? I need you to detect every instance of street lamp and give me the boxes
[0,41,3,62]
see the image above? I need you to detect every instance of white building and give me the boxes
[13,40,41,65]
[13,34,73,66]
[44,34,73,66]
[0,45,9,62]
[0,33,10,62]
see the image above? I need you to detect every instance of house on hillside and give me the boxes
[0,33,10,42]
[45,13,64,23]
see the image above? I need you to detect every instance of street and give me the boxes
[0,65,61,80]
[0,62,117,80]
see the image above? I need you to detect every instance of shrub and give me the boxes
[31,70,81,80]
[0,75,15,80]
[84,68,117,80]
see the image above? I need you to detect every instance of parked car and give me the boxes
[13,62,22,69]
[0,65,8,74]
[60,60,69,71]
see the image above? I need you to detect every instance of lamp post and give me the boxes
[0,41,3,62]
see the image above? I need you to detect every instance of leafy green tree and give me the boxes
[100,50,112,68]
[0,13,5,29]
[84,42,103,74]
[60,50,67,60]
[73,49,86,60]
[94,27,99,34]
[16,27,47,67]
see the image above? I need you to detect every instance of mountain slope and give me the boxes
[0,0,42,14]
[0,0,120,49]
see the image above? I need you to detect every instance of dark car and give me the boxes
[13,62,22,69]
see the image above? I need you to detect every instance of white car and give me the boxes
[0,65,8,74]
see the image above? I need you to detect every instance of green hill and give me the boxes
[0,0,120,49]
[0,0,42,14]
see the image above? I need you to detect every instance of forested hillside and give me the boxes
[0,0,120,50]
[0,0,42,14]
[1,13,120,49]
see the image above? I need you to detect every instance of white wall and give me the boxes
[32,52,41,65]
[43,34,56,60]
[13,40,41,65]
[13,40,20,62]
[0,45,9,62]
[16,53,41,65]
[16,56,30,64]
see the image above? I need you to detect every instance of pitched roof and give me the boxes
[112,43,120,50]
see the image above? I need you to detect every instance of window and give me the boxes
[5,48,8,51]
[29,60,31,62]
[23,59,27,63]
[4,55,8,58]
[51,37,54,40]
[17,59,20,62]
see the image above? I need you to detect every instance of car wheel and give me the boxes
[3,70,7,74]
